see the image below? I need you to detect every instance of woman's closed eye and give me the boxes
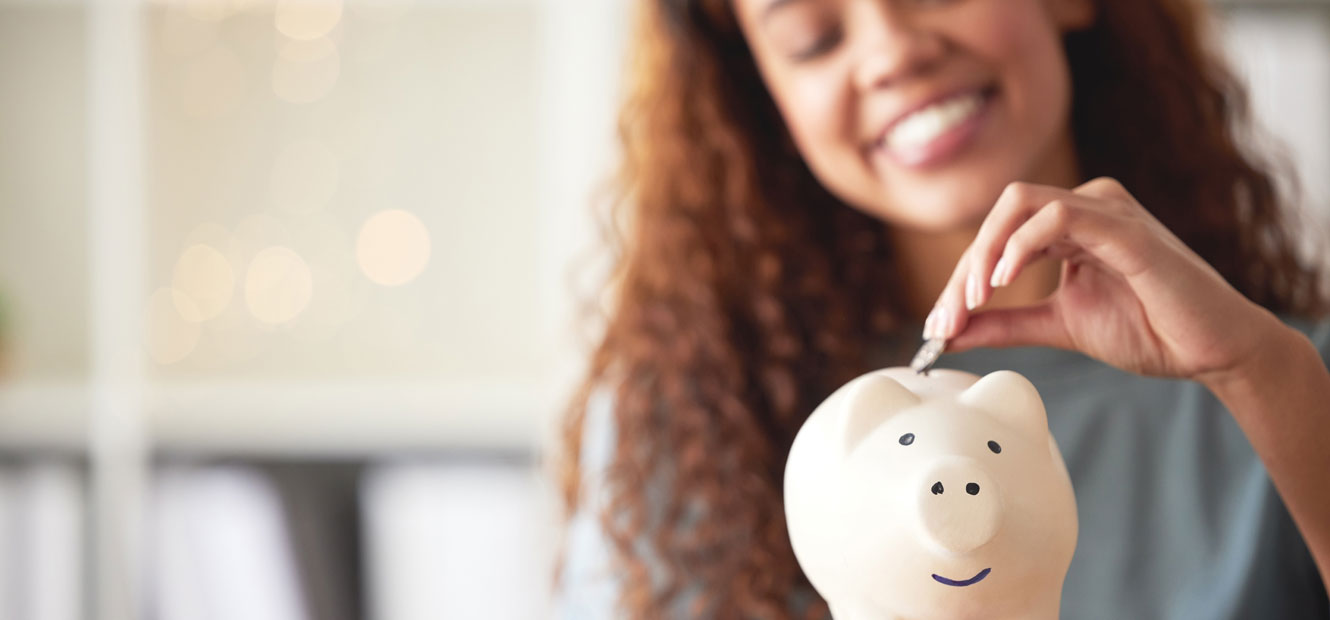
[761,2,842,62]
[790,27,842,61]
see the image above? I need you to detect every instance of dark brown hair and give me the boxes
[552,0,1326,618]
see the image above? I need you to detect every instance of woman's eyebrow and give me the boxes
[761,0,808,24]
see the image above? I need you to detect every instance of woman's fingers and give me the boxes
[927,182,1075,340]
[947,301,1070,352]
[968,177,1143,307]
[925,248,972,339]
[992,200,1152,289]
[927,178,1160,341]
[964,182,1075,310]
[1073,176,1133,202]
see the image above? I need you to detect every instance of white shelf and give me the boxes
[0,379,562,457]
[148,379,560,457]
[0,381,89,453]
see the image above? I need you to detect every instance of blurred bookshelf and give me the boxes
[0,1,627,619]
[0,383,88,454]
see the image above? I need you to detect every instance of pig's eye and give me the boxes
[899,433,915,446]
[987,440,1002,454]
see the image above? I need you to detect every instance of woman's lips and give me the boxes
[877,88,996,170]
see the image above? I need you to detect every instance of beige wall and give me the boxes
[0,7,88,380]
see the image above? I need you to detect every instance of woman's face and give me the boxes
[733,0,1095,232]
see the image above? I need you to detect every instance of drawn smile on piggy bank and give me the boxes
[932,567,991,587]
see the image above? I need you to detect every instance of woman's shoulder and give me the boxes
[554,384,698,617]
[551,385,621,618]
[579,385,618,476]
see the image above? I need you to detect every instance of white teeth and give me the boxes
[883,91,986,151]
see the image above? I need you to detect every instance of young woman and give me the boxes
[552,0,1330,617]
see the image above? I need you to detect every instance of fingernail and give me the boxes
[924,307,938,339]
[991,257,1009,288]
[936,306,952,338]
[965,273,979,310]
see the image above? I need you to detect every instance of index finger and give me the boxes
[963,181,1076,310]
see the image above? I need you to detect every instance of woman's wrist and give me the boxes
[1193,309,1307,398]
[1196,312,1327,455]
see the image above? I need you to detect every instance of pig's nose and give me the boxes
[916,458,1001,555]
[929,481,982,495]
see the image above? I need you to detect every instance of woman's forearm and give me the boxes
[1201,321,1330,592]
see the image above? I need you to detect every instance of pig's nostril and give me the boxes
[966,482,980,495]
[931,481,944,495]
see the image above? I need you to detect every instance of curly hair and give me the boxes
[551,0,1327,618]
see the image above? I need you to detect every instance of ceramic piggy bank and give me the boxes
[784,367,1077,620]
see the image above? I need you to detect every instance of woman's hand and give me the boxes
[929,176,1330,589]
[925,176,1291,384]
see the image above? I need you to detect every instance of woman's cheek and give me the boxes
[969,6,1073,142]
[783,71,863,183]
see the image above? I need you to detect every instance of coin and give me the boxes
[909,337,947,375]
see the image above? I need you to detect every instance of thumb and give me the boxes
[946,301,1071,352]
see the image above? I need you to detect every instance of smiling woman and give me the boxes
[740,0,1093,235]
[551,0,1330,618]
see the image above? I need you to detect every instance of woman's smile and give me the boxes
[874,85,999,170]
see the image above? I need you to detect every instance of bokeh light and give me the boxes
[244,246,313,324]
[271,37,340,104]
[274,0,343,41]
[356,210,431,287]
[172,243,236,322]
[270,139,339,214]
[147,287,202,365]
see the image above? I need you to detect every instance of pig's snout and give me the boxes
[915,458,1001,555]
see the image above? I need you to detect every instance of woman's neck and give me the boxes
[890,227,1062,322]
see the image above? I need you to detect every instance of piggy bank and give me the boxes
[784,368,1077,620]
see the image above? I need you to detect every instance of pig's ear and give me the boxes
[957,370,1048,440]
[840,374,921,453]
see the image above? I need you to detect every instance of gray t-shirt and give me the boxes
[553,316,1330,619]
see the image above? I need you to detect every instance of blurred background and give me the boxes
[0,0,1326,618]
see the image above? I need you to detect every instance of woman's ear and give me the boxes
[1046,0,1096,32]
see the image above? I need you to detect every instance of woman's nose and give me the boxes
[850,2,946,92]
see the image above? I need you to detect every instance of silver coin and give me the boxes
[909,337,947,375]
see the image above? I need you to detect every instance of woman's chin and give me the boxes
[858,155,1037,232]
[867,201,992,234]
